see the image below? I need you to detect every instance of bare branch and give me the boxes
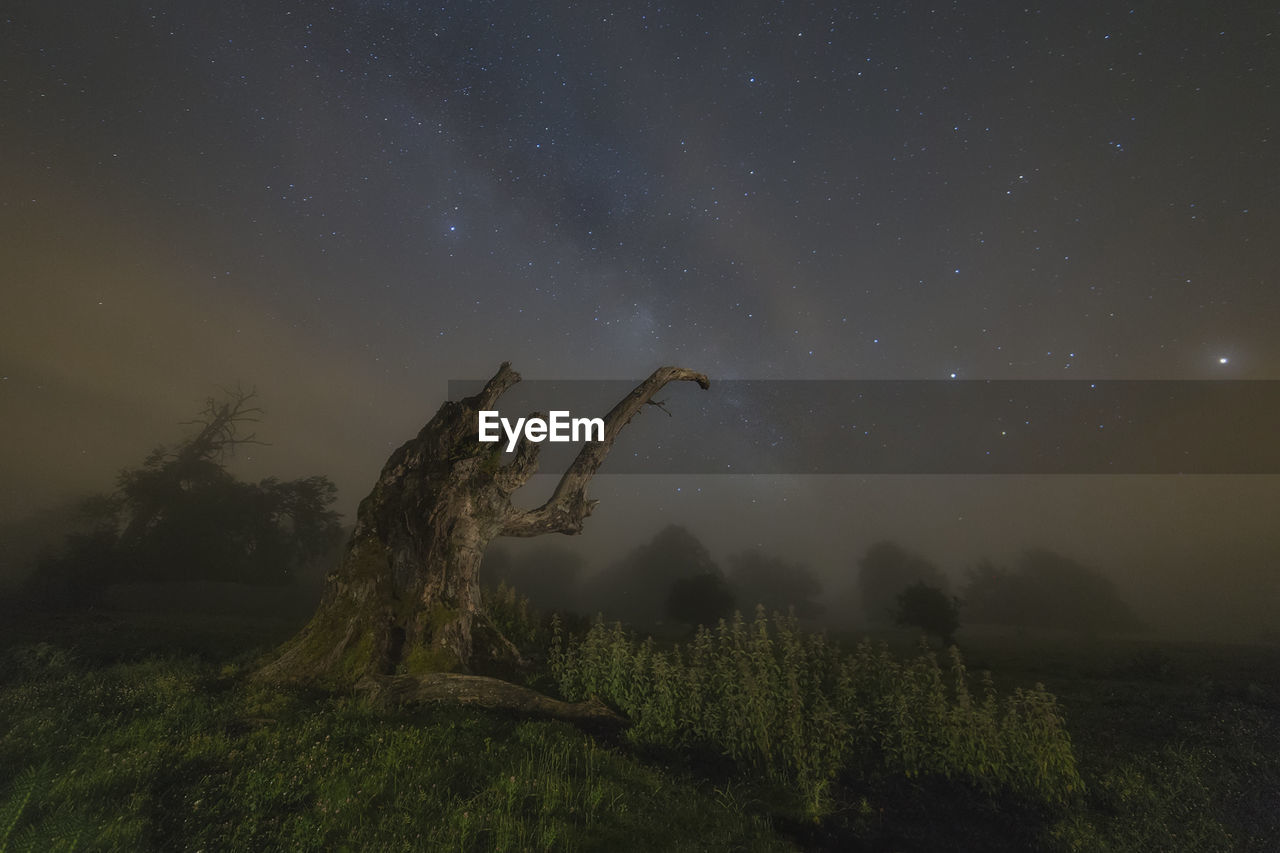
[502,366,709,536]
[467,361,522,411]
[173,385,272,463]
[647,398,673,417]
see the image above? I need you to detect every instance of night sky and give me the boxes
[2,2,1277,635]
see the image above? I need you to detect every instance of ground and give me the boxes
[1,603,1277,851]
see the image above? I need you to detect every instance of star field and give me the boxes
[1,1,1277,630]
[4,2,1275,383]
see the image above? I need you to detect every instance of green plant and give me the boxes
[482,582,540,652]
[551,610,1084,819]
[0,764,94,852]
[0,642,787,852]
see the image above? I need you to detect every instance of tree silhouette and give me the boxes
[25,389,342,606]
[665,571,735,628]
[960,549,1139,632]
[726,548,823,619]
[857,540,949,624]
[115,387,269,552]
[895,581,960,646]
[584,524,719,625]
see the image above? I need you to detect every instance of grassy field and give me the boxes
[1,606,1276,851]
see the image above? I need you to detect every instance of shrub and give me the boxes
[551,609,1083,818]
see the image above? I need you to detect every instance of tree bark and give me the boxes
[255,362,708,688]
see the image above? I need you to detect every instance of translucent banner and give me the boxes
[446,380,1280,474]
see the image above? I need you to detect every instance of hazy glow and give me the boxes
[1,1,1276,637]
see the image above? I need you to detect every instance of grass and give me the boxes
[957,630,1280,852]
[1,604,1277,851]
[0,640,785,851]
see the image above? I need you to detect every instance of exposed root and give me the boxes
[355,672,628,729]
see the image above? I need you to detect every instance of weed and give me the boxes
[552,610,1084,818]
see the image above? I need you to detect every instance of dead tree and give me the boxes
[256,363,708,715]
[118,386,266,549]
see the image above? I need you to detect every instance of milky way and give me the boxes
[2,1,1276,634]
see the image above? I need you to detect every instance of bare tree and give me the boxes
[118,386,266,549]
[256,363,708,718]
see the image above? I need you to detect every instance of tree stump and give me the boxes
[255,362,708,693]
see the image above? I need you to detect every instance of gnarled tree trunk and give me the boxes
[256,363,708,690]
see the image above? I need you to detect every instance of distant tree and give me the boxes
[957,558,1018,624]
[857,540,950,624]
[0,498,106,593]
[25,388,343,607]
[725,548,823,619]
[22,510,125,609]
[584,524,719,625]
[959,549,1139,632]
[114,388,270,550]
[665,571,735,628]
[895,581,960,646]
